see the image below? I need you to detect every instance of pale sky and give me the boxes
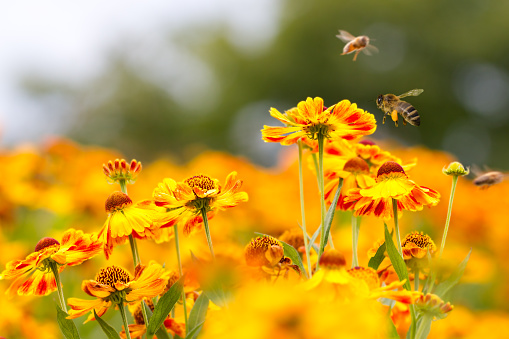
[0,0,281,145]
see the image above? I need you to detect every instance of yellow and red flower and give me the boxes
[97,191,169,259]
[67,263,168,322]
[153,172,248,235]
[402,231,437,270]
[1,229,102,297]
[261,97,376,145]
[345,161,440,220]
[103,158,142,185]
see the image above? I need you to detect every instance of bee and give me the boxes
[472,170,506,189]
[336,30,378,61]
[376,89,424,127]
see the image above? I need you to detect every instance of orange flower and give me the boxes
[345,161,440,220]
[153,172,248,235]
[402,232,437,270]
[261,97,376,145]
[324,156,376,210]
[1,229,102,297]
[97,191,169,259]
[67,263,168,322]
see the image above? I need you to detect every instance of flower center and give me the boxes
[95,266,132,288]
[319,249,347,269]
[185,175,217,192]
[343,157,370,174]
[402,232,436,250]
[347,266,380,290]
[34,237,60,252]
[376,161,407,183]
[105,191,133,212]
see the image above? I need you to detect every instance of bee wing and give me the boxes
[336,30,356,42]
[398,89,424,98]
[362,44,379,56]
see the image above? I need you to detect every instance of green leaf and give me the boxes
[319,178,342,253]
[143,303,172,339]
[255,232,307,279]
[434,249,472,298]
[93,310,121,339]
[147,277,184,337]
[368,241,386,270]
[56,305,81,339]
[186,293,209,339]
[384,223,411,291]
[387,315,400,339]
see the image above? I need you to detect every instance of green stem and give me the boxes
[174,225,189,331]
[118,302,132,339]
[414,314,433,339]
[119,180,146,328]
[351,215,361,268]
[49,261,67,312]
[439,175,458,257]
[409,304,417,339]
[414,267,420,291]
[317,134,326,262]
[298,140,312,278]
[392,198,403,257]
[201,208,216,259]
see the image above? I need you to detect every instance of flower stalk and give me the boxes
[317,133,327,261]
[49,261,67,312]
[298,140,312,278]
[351,215,361,268]
[118,302,132,339]
[174,224,189,330]
[439,175,458,258]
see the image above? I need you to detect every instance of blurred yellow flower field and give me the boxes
[0,124,508,338]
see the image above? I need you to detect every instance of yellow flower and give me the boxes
[261,97,377,145]
[67,263,168,322]
[0,229,102,297]
[153,172,248,235]
[345,161,440,219]
[244,236,284,267]
[97,191,168,259]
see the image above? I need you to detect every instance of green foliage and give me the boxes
[56,305,81,339]
[368,241,386,270]
[319,178,342,254]
[93,310,121,339]
[434,249,472,298]
[187,293,210,339]
[384,223,411,291]
[147,277,185,337]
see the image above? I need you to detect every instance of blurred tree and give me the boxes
[21,0,509,168]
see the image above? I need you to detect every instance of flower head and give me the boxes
[415,293,454,320]
[67,263,168,322]
[402,231,437,269]
[261,97,376,145]
[98,191,167,259]
[153,172,248,235]
[103,159,142,185]
[1,229,102,297]
[244,236,284,267]
[344,161,440,219]
[442,161,469,177]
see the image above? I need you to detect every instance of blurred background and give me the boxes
[2,0,509,169]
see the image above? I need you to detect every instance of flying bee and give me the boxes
[376,89,424,127]
[472,169,506,189]
[336,30,378,61]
